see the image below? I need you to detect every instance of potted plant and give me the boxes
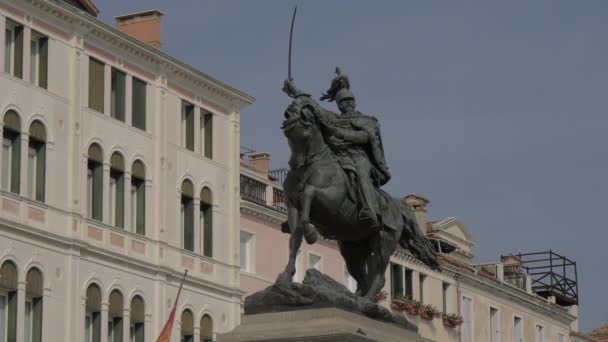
[419,304,441,320]
[442,313,464,328]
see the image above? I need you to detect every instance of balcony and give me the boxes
[240,174,288,214]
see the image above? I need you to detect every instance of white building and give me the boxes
[0,0,253,341]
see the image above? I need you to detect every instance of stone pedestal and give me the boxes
[218,308,430,342]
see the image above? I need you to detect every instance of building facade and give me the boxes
[0,0,253,341]
[239,154,579,342]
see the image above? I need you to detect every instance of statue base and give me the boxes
[217,307,430,342]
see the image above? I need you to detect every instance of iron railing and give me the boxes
[272,187,288,213]
[240,175,266,205]
[269,168,289,185]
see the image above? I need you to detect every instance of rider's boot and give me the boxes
[359,207,379,228]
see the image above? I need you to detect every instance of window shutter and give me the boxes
[112,317,122,342]
[10,135,20,194]
[92,164,103,221]
[38,37,48,89]
[7,291,17,342]
[13,26,23,79]
[186,106,194,151]
[136,182,145,235]
[203,204,212,258]
[115,175,124,228]
[203,113,213,159]
[88,59,104,112]
[35,144,45,202]
[184,199,194,251]
[92,312,101,342]
[132,79,146,130]
[32,297,42,342]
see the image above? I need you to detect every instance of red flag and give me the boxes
[156,270,188,342]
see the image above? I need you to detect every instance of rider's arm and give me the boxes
[334,128,369,144]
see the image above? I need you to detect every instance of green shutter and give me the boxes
[7,291,17,342]
[92,312,101,342]
[13,26,23,79]
[112,317,122,342]
[203,114,213,159]
[134,323,144,342]
[111,69,125,121]
[132,79,146,131]
[92,164,103,221]
[115,174,124,228]
[184,199,194,251]
[35,143,45,202]
[89,59,104,112]
[186,105,194,151]
[32,297,42,342]
[136,181,145,235]
[10,135,20,194]
[203,205,213,258]
[38,37,48,89]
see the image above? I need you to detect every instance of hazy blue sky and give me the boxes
[99,1,607,331]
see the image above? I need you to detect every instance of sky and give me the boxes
[98,1,608,332]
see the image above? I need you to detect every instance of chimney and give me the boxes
[249,152,271,177]
[115,10,164,49]
[403,193,430,235]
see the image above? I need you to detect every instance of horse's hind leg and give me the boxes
[277,204,303,284]
[338,240,369,296]
[364,230,396,300]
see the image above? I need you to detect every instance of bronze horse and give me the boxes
[276,95,439,299]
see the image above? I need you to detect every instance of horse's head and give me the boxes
[281,96,324,168]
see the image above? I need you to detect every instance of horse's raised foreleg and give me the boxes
[364,230,396,300]
[277,204,303,284]
[299,185,319,244]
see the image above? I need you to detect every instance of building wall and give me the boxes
[0,0,252,341]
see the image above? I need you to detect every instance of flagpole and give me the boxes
[176,269,188,299]
[155,269,188,342]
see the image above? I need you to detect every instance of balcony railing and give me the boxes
[240,175,266,205]
[272,187,288,213]
[269,168,288,185]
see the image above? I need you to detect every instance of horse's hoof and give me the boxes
[276,272,292,284]
[304,229,318,245]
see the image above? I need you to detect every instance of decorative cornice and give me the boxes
[240,201,286,226]
[21,0,255,112]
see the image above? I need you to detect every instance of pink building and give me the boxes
[239,152,352,295]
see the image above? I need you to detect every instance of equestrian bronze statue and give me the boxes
[276,69,440,300]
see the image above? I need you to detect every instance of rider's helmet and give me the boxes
[335,88,355,103]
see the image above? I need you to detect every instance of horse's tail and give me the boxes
[399,204,441,270]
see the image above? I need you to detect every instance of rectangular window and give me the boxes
[405,269,413,300]
[4,20,23,78]
[29,31,48,89]
[390,263,403,299]
[514,316,523,342]
[535,325,544,342]
[131,78,146,131]
[110,68,126,121]
[201,111,213,159]
[27,146,36,199]
[419,274,426,304]
[462,297,473,342]
[201,203,212,258]
[490,307,500,342]
[181,101,194,151]
[308,253,322,271]
[0,294,5,342]
[24,300,32,342]
[88,58,105,113]
[442,282,450,313]
[240,231,253,272]
[2,131,21,194]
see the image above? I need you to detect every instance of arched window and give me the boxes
[0,261,18,342]
[109,152,125,228]
[108,290,123,342]
[181,180,194,252]
[2,110,21,194]
[130,296,145,342]
[180,309,194,342]
[200,314,213,342]
[85,284,102,342]
[200,187,213,258]
[28,121,46,202]
[131,160,145,235]
[25,268,43,342]
[87,144,103,221]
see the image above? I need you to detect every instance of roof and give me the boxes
[590,324,608,340]
[115,10,164,22]
[61,0,99,17]
[572,331,603,342]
